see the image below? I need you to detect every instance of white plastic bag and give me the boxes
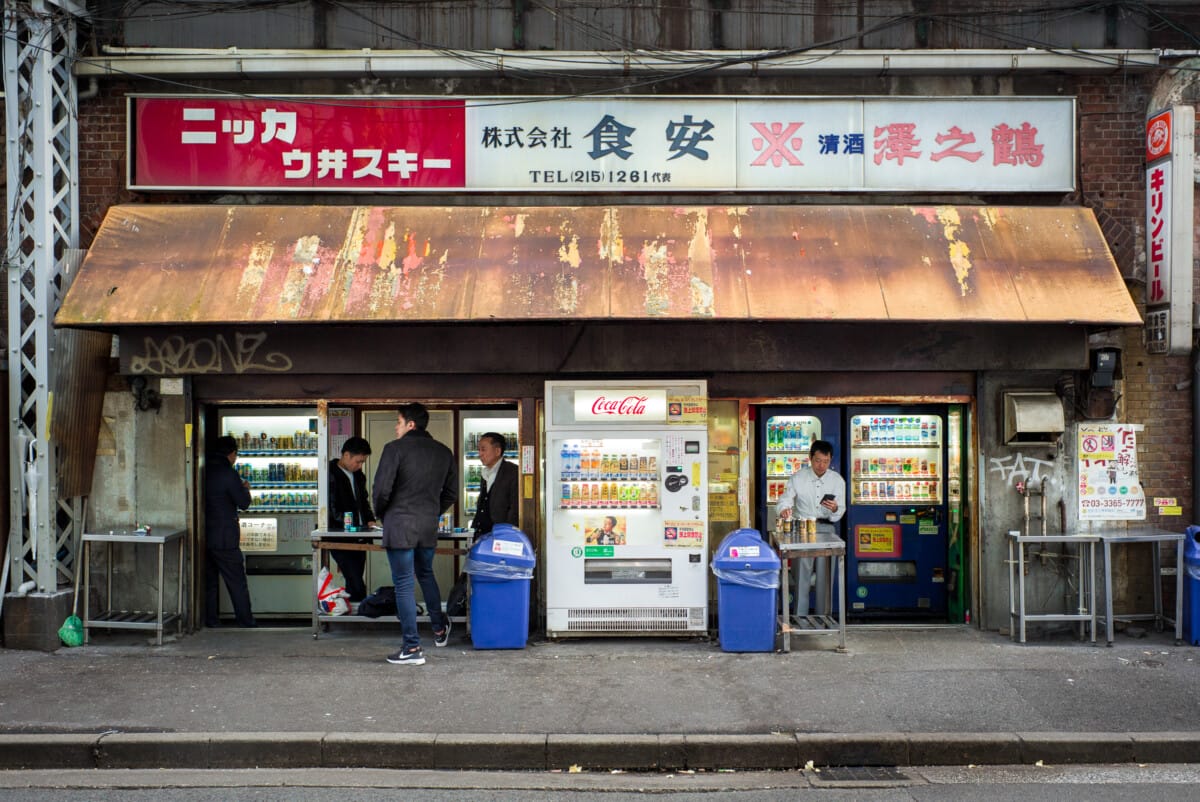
[317,566,350,616]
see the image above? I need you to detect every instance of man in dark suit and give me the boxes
[372,403,457,666]
[327,436,376,602]
[204,435,256,628]
[472,431,519,537]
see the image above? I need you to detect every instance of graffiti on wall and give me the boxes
[986,452,1056,485]
[129,332,293,375]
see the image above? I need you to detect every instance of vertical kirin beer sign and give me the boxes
[1144,105,1195,356]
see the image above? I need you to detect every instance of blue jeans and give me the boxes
[386,546,447,651]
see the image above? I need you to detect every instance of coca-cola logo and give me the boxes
[590,395,649,416]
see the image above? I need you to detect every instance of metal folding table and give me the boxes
[1005,530,1098,643]
[1095,527,1184,646]
[82,527,186,646]
[770,530,847,653]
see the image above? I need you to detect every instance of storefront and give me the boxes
[55,198,1140,631]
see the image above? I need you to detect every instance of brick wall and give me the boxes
[78,83,138,246]
[1076,74,1196,525]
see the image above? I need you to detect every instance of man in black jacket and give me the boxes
[327,436,376,602]
[471,431,519,537]
[204,436,256,628]
[372,403,457,666]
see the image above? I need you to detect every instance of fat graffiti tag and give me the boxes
[129,332,293,375]
[987,453,1055,484]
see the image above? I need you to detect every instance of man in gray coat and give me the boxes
[372,402,457,666]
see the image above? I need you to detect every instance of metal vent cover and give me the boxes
[565,607,705,632]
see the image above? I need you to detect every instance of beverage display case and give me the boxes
[460,412,519,529]
[762,413,827,535]
[848,414,942,505]
[218,407,319,618]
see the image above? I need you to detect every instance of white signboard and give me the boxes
[574,390,668,422]
[1144,105,1195,356]
[470,99,737,189]
[1078,424,1145,521]
[468,96,1075,192]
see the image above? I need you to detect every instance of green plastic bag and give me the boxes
[58,614,83,648]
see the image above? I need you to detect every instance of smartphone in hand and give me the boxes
[821,493,836,502]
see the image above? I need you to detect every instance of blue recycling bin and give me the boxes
[711,528,781,652]
[465,524,536,649]
[1183,525,1200,646]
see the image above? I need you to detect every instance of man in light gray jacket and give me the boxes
[372,402,457,666]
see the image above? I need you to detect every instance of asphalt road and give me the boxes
[1,765,1199,801]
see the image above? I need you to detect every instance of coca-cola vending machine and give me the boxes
[545,380,709,638]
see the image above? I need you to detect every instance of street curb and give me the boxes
[0,734,96,770]
[2,732,1199,770]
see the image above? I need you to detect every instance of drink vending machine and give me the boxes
[545,380,709,637]
[843,406,948,616]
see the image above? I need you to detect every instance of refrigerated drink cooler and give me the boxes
[756,407,842,539]
[844,408,948,616]
[460,411,519,530]
[217,407,320,618]
[545,380,709,637]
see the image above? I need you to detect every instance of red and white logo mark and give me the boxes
[1146,112,1171,162]
[590,395,650,416]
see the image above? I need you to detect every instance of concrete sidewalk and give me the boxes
[1,624,1198,770]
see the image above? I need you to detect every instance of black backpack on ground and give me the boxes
[357,586,397,618]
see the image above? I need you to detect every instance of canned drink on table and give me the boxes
[343,511,354,530]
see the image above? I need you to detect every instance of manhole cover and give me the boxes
[815,767,910,782]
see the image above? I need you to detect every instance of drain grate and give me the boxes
[814,766,911,782]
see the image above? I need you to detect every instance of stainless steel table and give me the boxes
[310,529,471,639]
[1095,527,1184,646]
[770,530,847,653]
[1005,530,1098,643]
[82,527,186,646]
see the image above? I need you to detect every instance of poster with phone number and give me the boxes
[1077,424,1145,520]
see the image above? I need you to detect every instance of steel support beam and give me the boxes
[5,0,81,592]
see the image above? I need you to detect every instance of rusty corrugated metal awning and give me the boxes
[56,204,1141,327]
